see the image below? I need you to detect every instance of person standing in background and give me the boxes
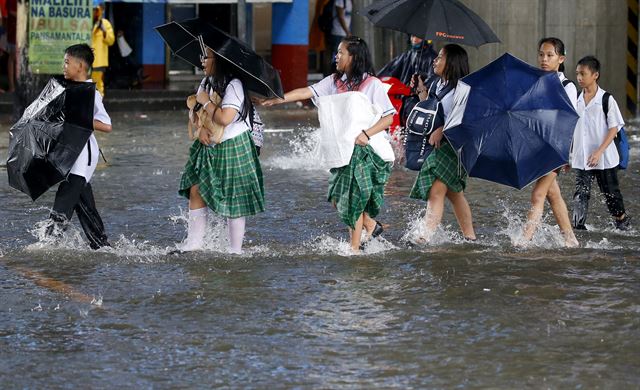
[327,0,352,74]
[91,0,114,97]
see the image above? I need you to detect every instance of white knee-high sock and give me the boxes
[180,207,208,251]
[227,217,245,254]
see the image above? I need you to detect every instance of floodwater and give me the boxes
[0,108,638,388]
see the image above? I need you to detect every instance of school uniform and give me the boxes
[179,78,264,218]
[48,81,110,249]
[410,79,464,201]
[309,73,395,228]
[570,86,626,227]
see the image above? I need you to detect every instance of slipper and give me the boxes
[371,221,384,238]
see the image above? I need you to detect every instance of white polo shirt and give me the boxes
[69,80,110,182]
[197,77,250,143]
[309,73,396,118]
[331,0,352,37]
[571,87,625,170]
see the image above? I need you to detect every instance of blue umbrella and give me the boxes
[444,53,579,190]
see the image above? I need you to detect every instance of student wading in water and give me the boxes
[518,37,579,247]
[177,47,264,254]
[262,36,395,253]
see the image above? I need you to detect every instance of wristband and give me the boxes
[203,100,213,111]
[362,130,370,140]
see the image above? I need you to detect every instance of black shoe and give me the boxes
[615,215,631,231]
[371,221,384,238]
[574,224,587,231]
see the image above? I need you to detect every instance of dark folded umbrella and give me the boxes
[363,0,500,47]
[7,77,95,201]
[444,53,579,190]
[155,18,284,99]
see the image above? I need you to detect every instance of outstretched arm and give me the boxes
[260,87,314,106]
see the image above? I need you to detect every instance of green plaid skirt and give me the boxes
[179,131,265,218]
[328,145,392,229]
[410,141,466,200]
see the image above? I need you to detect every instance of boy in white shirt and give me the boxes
[46,44,113,248]
[571,55,630,230]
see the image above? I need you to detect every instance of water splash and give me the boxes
[400,212,469,247]
[497,203,565,249]
[262,127,331,171]
[27,219,88,251]
[584,238,623,250]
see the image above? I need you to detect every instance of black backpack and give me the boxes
[403,80,454,170]
[318,0,335,34]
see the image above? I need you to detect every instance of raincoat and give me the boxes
[92,18,115,68]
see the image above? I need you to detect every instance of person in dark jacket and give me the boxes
[377,35,437,86]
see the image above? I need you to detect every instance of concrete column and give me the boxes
[141,2,166,86]
[271,0,308,91]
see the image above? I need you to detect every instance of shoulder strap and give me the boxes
[428,79,453,101]
[602,92,611,127]
[561,79,578,99]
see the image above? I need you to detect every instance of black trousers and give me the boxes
[572,168,626,228]
[48,174,109,250]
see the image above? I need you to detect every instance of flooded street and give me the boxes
[1,108,638,387]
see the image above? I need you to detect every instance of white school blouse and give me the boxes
[309,73,396,118]
[197,78,251,143]
[69,80,111,182]
[558,72,578,110]
[571,87,625,170]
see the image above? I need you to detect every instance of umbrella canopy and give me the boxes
[443,53,579,190]
[7,77,95,201]
[363,0,500,47]
[155,18,284,99]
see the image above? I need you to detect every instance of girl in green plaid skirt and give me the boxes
[178,48,264,254]
[262,36,395,253]
[409,44,476,243]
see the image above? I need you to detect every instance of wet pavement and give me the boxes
[0,107,639,388]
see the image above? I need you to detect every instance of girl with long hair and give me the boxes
[409,44,476,243]
[177,47,264,254]
[262,36,395,253]
[518,37,578,247]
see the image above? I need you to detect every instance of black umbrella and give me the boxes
[7,77,95,201]
[363,0,500,47]
[155,18,284,99]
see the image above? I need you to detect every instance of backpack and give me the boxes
[318,0,335,34]
[602,92,630,169]
[403,80,454,171]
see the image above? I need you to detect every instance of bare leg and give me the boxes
[446,189,476,240]
[521,173,557,243]
[349,213,365,253]
[362,213,376,238]
[189,185,207,210]
[547,179,579,247]
[421,179,448,241]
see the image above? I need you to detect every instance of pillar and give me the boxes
[141,2,166,86]
[271,0,308,92]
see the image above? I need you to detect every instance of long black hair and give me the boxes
[441,44,469,88]
[538,37,567,72]
[202,53,252,124]
[333,35,375,91]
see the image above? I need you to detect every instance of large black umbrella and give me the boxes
[7,77,95,201]
[363,0,500,47]
[155,18,284,99]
